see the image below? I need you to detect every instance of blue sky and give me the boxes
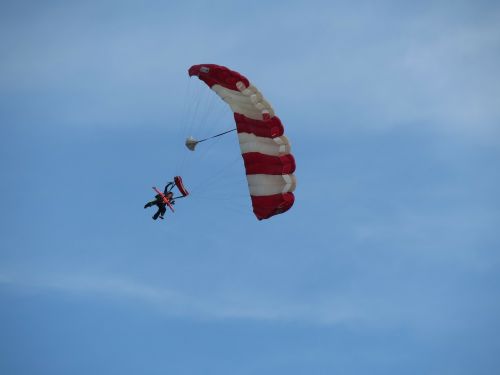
[1,0,499,374]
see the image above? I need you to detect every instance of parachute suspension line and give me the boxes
[189,194,252,217]
[185,100,233,169]
[186,83,217,143]
[178,82,228,175]
[185,81,203,138]
[188,154,242,194]
[177,80,212,175]
[185,128,236,151]
[189,193,250,217]
[174,78,195,177]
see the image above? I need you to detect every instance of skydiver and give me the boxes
[144,182,175,220]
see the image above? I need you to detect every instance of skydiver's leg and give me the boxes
[152,207,161,220]
[144,200,156,209]
[158,205,166,219]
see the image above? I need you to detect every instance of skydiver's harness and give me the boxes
[163,181,187,203]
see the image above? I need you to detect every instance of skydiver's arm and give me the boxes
[164,182,175,194]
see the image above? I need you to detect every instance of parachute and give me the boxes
[188,64,296,220]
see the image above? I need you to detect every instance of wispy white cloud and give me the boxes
[3,267,486,339]
[0,270,369,325]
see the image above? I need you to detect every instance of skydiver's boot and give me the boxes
[152,210,161,220]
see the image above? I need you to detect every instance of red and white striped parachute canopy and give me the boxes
[188,64,296,220]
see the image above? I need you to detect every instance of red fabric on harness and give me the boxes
[174,176,189,197]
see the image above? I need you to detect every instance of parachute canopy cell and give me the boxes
[188,64,296,220]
